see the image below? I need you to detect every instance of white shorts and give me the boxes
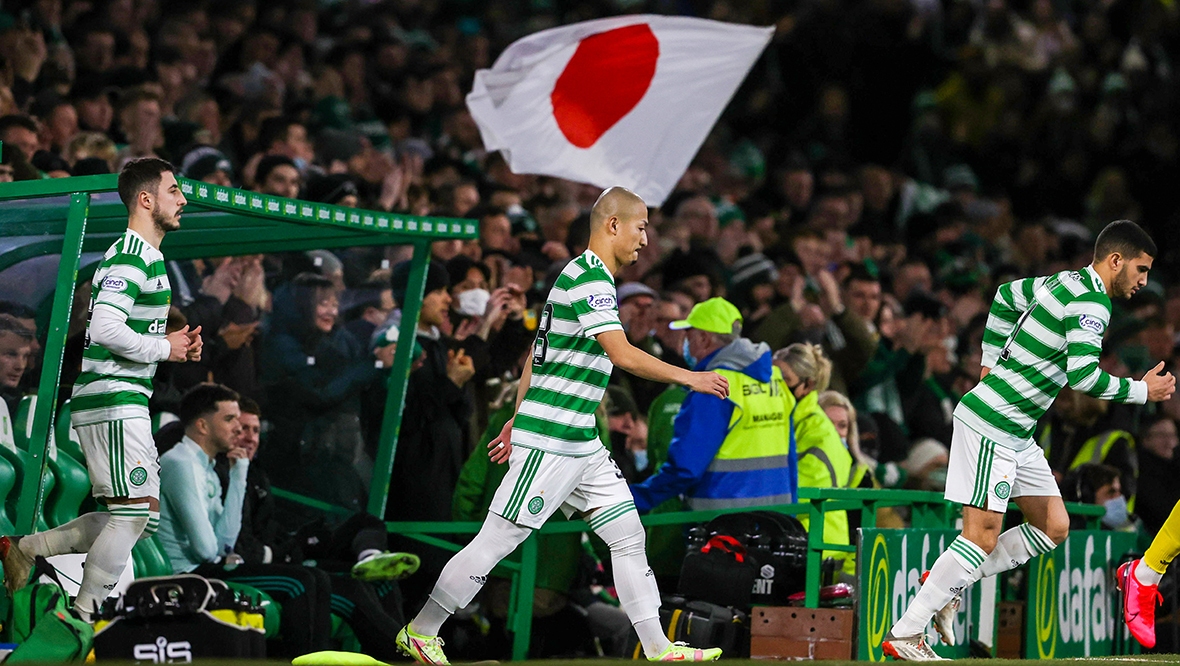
[76,418,159,500]
[488,444,634,528]
[945,418,1059,512]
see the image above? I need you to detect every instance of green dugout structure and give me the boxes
[0,172,1130,661]
[0,172,476,534]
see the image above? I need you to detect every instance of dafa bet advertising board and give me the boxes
[1024,530,1137,658]
[858,529,998,661]
[857,528,1137,660]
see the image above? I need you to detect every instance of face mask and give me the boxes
[840,437,849,449]
[633,449,649,471]
[682,337,698,368]
[456,288,491,317]
[293,157,308,172]
[1102,496,1130,529]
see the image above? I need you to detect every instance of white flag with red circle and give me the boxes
[466,16,773,206]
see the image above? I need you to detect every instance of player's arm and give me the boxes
[980,275,1045,370]
[488,362,532,463]
[597,330,727,397]
[90,261,188,363]
[160,456,222,564]
[1064,294,1151,403]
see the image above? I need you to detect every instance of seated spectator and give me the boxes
[774,342,856,577]
[0,314,34,415]
[254,155,301,199]
[160,384,407,660]
[1135,414,1180,535]
[605,387,651,484]
[1062,463,1136,532]
[631,298,793,513]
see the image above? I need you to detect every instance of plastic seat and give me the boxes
[44,452,91,527]
[55,400,86,466]
[0,445,55,533]
[130,536,173,578]
[0,453,18,534]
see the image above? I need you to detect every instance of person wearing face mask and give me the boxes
[773,343,855,578]
[630,298,794,516]
[1062,463,1135,531]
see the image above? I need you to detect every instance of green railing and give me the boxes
[377,487,1106,661]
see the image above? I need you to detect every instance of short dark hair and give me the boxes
[179,383,240,428]
[0,115,37,136]
[118,157,176,209]
[1064,462,1121,504]
[843,263,879,288]
[238,396,261,417]
[0,301,36,320]
[257,116,300,152]
[0,314,33,340]
[1094,220,1156,261]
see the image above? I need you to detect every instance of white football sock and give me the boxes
[891,536,985,638]
[411,512,531,636]
[74,507,149,619]
[20,513,109,558]
[142,511,160,539]
[969,523,1055,583]
[1136,559,1164,586]
[589,502,669,659]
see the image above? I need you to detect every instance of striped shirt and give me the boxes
[72,230,172,426]
[954,264,1146,451]
[513,250,622,457]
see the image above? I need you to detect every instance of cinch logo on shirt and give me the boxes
[101,277,127,291]
[1078,314,1103,335]
[586,294,616,310]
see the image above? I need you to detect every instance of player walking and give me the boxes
[396,187,730,664]
[883,220,1175,660]
[0,158,200,620]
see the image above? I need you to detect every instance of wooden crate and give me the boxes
[749,607,854,660]
[997,601,1024,659]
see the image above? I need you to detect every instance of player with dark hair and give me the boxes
[884,220,1174,660]
[0,157,201,620]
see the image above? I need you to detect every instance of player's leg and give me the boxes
[963,448,1066,584]
[400,446,560,664]
[1118,498,1180,648]
[72,419,157,620]
[578,450,718,662]
[884,423,1010,660]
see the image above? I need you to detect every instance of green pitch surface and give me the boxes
[66,657,1180,665]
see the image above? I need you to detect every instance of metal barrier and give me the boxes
[264,484,1108,660]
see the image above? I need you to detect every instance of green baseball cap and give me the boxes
[669,297,743,335]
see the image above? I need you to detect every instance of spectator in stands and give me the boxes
[1062,463,1135,532]
[612,282,665,413]
[0,315,34,415]
[1135,414,1180,535]
[630,298,793,513]
[0,116,40,164]
[774,342,856,577]
[254,155,301,199]
[260,273,381,511]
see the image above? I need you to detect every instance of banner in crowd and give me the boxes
[858,528,998,661]
[1024,529,1137,658]
[466,15,773,206]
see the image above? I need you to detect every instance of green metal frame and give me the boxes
[387,489,1105,661]
[0,174,476,533]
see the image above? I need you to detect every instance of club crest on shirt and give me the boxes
[1078,314,1104,335]
[586,294,616,311]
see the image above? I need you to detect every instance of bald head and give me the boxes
[590,186,647,231]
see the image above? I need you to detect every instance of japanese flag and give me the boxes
[467,16,774,206]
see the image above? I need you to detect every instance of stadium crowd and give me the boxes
[0,0,1178,658]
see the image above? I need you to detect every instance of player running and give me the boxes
[1119,498,1180,648]
[396,187,730,664]
[883,220,1175,661]
[0,158,200,620]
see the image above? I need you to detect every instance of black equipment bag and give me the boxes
[679,511,808,608]
[92,574,266,660]
[623,595,749,659]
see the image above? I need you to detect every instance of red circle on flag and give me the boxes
[551,24,659,149]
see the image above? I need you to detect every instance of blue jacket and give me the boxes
[630,339,795,512]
